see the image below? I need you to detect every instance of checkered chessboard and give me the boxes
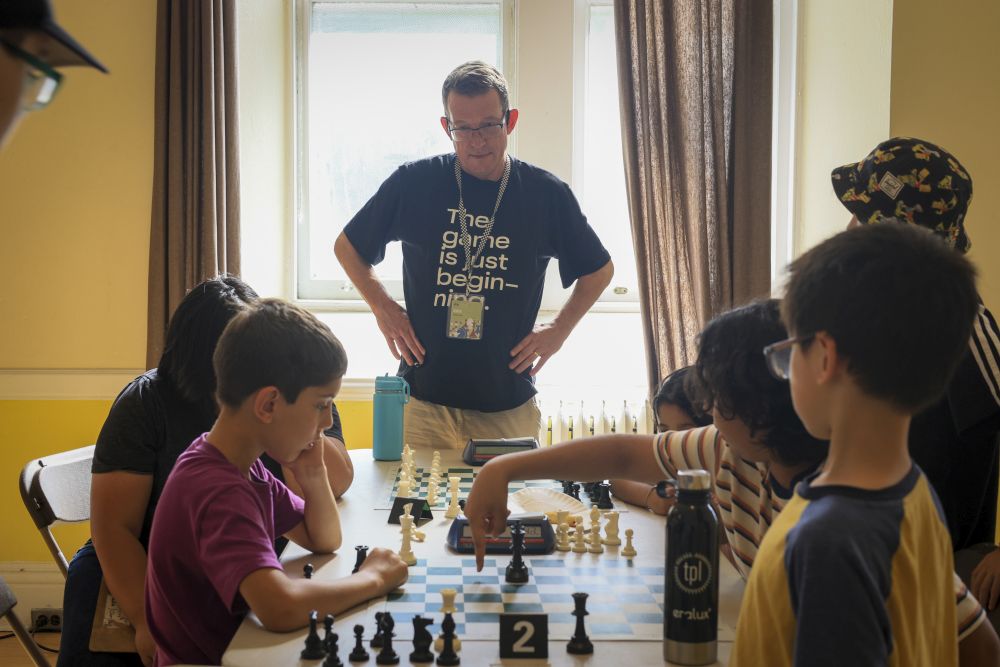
[341,556,734,642]
[377,465,563,510]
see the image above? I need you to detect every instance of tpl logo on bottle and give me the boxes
[673,553,713,594]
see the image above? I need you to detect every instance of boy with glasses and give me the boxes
[0,0,106,148]
[335,60,613,450]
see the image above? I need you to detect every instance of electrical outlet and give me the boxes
[30,607,62,632]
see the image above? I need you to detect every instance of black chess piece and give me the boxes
[375,611,400,665]
[301,610,328,660]
[304,562,314,580]
[435,612,460,666]
[353,545,369,574]
[597,482,614,510]
[561,480,574,497]
[566,592,594,654]
[370,612,384,649]
[349,624,370,662]
[570,483,581,500]
[323,614,343,667]
[409,614,435,663]
[504,521,529,584]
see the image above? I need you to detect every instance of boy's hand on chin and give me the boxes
[285,437,328,484]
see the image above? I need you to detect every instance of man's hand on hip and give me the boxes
[509,321,569,375]
[374,300,426,365]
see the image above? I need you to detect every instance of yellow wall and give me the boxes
[890,0,1000,318]
[0,0,155,369]
[1,398,374,561]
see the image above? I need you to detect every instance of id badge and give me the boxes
[446,295,485,341]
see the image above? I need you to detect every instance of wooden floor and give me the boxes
[0,631,60,666]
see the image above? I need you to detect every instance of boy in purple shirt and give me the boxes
[145,299,408,666]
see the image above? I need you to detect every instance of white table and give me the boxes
[224,448,743,665]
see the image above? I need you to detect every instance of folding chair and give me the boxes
[0,574,50,666]
[19,445,95,577]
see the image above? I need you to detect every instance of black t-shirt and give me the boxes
[344,154,610,412]
[91,369,345,545]
[910,303,1000,549]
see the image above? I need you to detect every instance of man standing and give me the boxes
[336,61,613,449]
[0,0,107,148]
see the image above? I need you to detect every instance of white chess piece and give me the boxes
[426,479,439,506]
[602,511,622,546]
[398,515,417,566]
[621,528,637,559]
[587,507,604,553]
[434,588,462,652]
[571,524,587,553]
[556,522,570,551]
[397,478,412,499]
[444,476,461,519]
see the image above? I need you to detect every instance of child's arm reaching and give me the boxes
[608,479,674,515]
[239,548,408,632]
[464,434,661,569]
[283,439,342,553]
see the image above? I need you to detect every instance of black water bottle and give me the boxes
[664,469,718,665]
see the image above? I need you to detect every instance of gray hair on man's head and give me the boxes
[441,61,510,119]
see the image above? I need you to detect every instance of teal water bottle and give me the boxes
[373,375,409,461]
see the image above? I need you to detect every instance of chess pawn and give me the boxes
[555,522,570,551]
[398,515,417,566]
[571,524,587,553]
[602,511,622,546]
[587,508,604,554]
[621,528,637,558]
[444,476,461,519]
[555,510,568,527]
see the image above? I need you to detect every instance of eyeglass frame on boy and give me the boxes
[0,37,62,111]
[763,333,816,381]
[445,110,509,143]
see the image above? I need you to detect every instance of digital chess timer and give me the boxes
[462,437,538,466]
[446,513,555,554]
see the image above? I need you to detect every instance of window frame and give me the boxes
[292,0,516,311]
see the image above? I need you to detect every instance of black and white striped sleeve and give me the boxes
[949,304,1000,434]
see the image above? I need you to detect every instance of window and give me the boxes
[296,1,509,301]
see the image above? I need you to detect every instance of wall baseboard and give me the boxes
[0,561,64,630]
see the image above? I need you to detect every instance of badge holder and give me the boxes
[446,294,485,340]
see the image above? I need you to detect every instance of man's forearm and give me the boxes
[334,232,394,314]
[92,531,150,631]
[486,434,662,486]
[551,260,614,333]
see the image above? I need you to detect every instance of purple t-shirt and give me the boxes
[145,435,305,666]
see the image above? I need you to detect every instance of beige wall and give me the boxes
[0,0,155,370]
[793,0,893,255]
[890,0,1000,313]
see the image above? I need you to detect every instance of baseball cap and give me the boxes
[831,137,973,253]
[0,0,107,72]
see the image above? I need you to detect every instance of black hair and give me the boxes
[654,367,712,427]
[213,298,348,408]
[782,223,978,413]
[158,275,258,415]
[689,299,829,467]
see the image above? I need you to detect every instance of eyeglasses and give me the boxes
[762,333,815,380]
[447,112,508,142]
[0,39,63,112]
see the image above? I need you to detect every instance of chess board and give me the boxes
[340,556,735,642]
[377,465,563,510]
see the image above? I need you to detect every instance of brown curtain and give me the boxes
[614,0,772,396]
[146,0,241,368]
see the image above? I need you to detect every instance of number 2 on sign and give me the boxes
[499,613,548,659]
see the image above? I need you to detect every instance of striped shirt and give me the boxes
[652,425,985,640]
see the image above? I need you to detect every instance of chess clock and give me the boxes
[462,437,538,466]
[446,513,555,554]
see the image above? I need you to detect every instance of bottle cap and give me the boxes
[676,469,712,491]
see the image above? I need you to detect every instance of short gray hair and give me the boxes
[441,61,510,118]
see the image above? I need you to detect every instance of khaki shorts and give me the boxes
[404,396,542,450]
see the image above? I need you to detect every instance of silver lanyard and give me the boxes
[454,155,511,296]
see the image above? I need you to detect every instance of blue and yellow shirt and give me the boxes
[731,465,957,667]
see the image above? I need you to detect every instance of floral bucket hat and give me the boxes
[831,137,973,253]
